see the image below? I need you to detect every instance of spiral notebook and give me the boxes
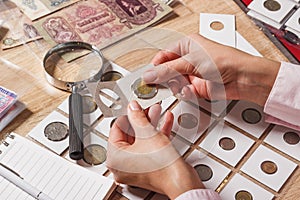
[0,133,116,200]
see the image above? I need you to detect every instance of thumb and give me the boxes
[127,100,157,139]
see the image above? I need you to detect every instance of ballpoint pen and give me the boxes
[0,163,54,200]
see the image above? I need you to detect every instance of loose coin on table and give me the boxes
[219,137,235,151]
[260,160,278,174]
[83,144,107,165]
[242,108,262,124]
[132,77,158,99]
[235,190,253,200]
[283,131,300,145]
[194,164,213,181]
[44,121,69,141]
[82,95,98,114]
[178,113,198,129]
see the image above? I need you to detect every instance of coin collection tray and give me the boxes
[233,0,300,64]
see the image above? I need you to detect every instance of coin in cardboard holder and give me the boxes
[260,160,278,174]
[194,164,213,182]
[101,71,123,82]
[44,121,69,142]
[283,131,300,145]
[83,144,107,166]
[263,0,281,12]
[132,77,158,99]
[235,190,253,200]
[241,108,262,124]
[219,137,235,151]
[177,113,198,129]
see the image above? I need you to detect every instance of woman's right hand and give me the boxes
[143,33,280,106]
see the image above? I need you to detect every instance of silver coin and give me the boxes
[101,71,123,82]
[178,113,198,129]
[44,122,69,141]
[83,144,107,166]
[242,108,261,124]
[219,137,235,151]
[131,77,158,99]
[235,190,253,200]
[263,0,281,12]
[82,96,97,114]
[194,164,213,181]
[283,131,300,145]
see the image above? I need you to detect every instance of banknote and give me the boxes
[34,0,173,49]
[0,5,42,50]
[0,86,18,119]
[0,101,26,132]
[10,0,81,21]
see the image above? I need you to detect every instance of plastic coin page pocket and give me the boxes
[27,111,69,155]
[224,100,269,138]
[65,131,108,175]
[240,145,297,191]
[185,150,231,190]
[171,101,214,143]
[264,125,300,161]
[197,98,231,117]
[199,123,255,167]
[220,173,274,200]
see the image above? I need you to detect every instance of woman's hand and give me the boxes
[107,100,205,199]
[143,34,280,106]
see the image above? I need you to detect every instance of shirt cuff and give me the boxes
[175,189,221,200]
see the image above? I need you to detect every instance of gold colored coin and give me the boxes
[263,0,281,11]
[194,164,213,182]
[235,190,253,200]
[82,96,97,114]
[83,144,107,166]
[242,108,261,124]
[219,137,235,151]
[132,78,158,99]
[178,113,198,129]
[261,160,278,174]
[101,71,123,82]
[283,131,300,145]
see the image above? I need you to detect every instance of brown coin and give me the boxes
[263,0,281,12]
[101,71,123,82]
[242,108,262,124]
[132,77,158,99]
[44,122,69,141]
[283,131,300,145]
[219,137,235,151]
[82,96,97,114]
[83,144,107,165]
[210,21,224,31]
[260,160,278,174]
[194,164,213,181]
[178,113,198,129]
[235,190,253,200]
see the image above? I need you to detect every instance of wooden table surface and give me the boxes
[1,0,298,199]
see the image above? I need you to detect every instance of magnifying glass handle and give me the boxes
[69,92,84,160]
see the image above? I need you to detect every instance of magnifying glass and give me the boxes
[43,41,105,160]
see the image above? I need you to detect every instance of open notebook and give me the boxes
[0,133,116,200]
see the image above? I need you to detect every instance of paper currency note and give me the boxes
[34,0,172,49]
[10,0,81,21]
[0,86,17,119]
[0,101,26,132]
[0,5,42,50]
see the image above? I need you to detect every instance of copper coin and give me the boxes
[82,96,97,114]
[194,164,213,181]
[235,190,253,200]
[210,21,224,31]
[283,131,300,145]
[83,144,107,165]
[219,137,235,151]
[263,0,281,12]
[44,122,69,141]
[178,113,198,129]
[101,71,123,82]
[242,108,261,124]
[132,77,158,99]
[260,160,278,174]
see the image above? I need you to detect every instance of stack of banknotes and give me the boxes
[0,86,25,132]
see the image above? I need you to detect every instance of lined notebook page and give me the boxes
[0,134,115,200]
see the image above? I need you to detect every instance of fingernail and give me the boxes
[142,70,158,83]
[129,100,141,111]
